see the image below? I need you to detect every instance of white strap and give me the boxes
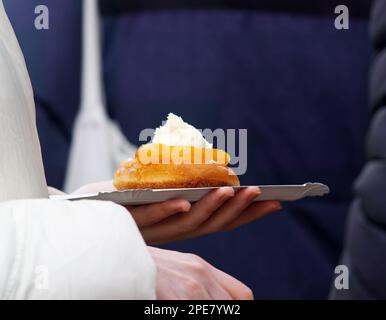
[64,0,137,193]
[81,0,105,112]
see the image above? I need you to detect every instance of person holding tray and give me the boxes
[0,0,281,299]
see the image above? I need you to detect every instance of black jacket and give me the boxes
[331,0,386,299]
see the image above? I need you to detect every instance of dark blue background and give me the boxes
[4,0,372,298]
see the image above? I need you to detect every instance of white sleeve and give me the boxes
[0,199,156,300]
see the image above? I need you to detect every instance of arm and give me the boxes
[0,199,156,299]
[0,198,254,300]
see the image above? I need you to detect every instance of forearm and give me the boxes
[0,199,156,299]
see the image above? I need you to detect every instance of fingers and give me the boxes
[150,247,253,300]
[191,187,261,235]
[203,275,233,300]
[136,187,280,245]
[181,187,235,230]
[128,199,191,228]
[176,268,231,300]
[150,247,230,300]
[176,255,233,300]
[176,255,234,300]
[224,201,281,231]
[208,265,254,300]
[141,187,235,244]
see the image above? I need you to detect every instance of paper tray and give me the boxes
[51,183,329,206]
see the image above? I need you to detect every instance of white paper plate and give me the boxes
[51,183,329,205]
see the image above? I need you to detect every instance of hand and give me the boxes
[149,246,253,300]
[132,187,280,244]
[74,181,281,245]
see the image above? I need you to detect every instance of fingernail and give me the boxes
[273,202,282,211]
[181,202,192,212]
[220,187,235,199]
[247,187,260,201]
[174,199,191,212]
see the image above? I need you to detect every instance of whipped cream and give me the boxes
[152,113,212,148]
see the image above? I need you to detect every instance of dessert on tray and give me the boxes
[113,114,240,190]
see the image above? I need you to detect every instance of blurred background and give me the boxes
[4,0,373,298]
